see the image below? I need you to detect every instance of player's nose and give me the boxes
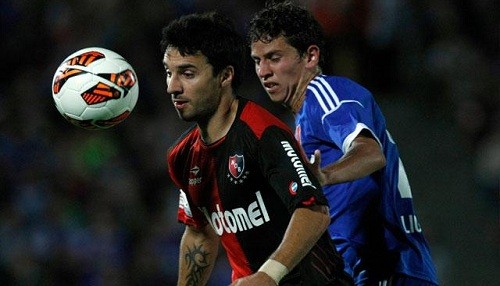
[256,61,272,80]
[167,74,182,95]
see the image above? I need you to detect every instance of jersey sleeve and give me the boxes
[167,144,208,229]
[258,126,328,212]
[177,188,207,228]
[321,85,381,153]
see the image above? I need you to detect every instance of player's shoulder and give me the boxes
[168,124,198,157]
[238,97,291,139]
[166,125,199,188]
[310,75,368,92]
[308,75,374,104]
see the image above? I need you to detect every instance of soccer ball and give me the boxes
[52,47,139,129]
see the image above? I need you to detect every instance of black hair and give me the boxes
[160,12,246,89]
[247,1,325,66]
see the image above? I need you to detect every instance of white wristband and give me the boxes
[258,259,289,285]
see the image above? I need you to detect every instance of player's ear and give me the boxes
[220,66,234,87]
[305,45,320,68]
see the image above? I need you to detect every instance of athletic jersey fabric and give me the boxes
[294,75,438,285]
[168,97,348,285]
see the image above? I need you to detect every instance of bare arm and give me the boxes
[269,204,330,268]
[178,224,219,286]
[231,204,330,285]
[311,132,386,186]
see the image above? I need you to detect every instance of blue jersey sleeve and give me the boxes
[316,77,382,153]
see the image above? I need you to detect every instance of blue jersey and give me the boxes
[295,75,438,285]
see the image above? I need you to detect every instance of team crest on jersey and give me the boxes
[229,154,245,178]
[228,154,249,184]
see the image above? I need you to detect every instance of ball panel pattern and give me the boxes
[51,47,139,129]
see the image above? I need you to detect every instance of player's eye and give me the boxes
[270,55,281,62]
[182,70,195,78]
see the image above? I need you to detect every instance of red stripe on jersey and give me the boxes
[208,164,252,281]
[167,128,200,188]
[222,233,253,281]
[240,101,291,139]
[168,127,207,228]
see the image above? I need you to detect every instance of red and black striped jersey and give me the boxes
[168,97,347,285]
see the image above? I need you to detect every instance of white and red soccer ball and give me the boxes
[52,47,139,129]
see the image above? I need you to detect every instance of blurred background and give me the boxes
[0,0,498,285]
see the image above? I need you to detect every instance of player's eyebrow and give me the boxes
[251,49,282,60]
[163,62,198,71]
[176,63,197,70]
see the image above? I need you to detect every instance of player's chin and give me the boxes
[178,112,198,122]
[176,110,189,121]
[268,92,286,104]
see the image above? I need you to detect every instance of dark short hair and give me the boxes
[161,12,246,89]
[248,1,325,65]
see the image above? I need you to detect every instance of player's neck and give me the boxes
[289,69,320,114]
[199,95,239,145]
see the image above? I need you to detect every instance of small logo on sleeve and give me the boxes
[288,181,298,195]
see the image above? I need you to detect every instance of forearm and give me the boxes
[267,205,330,270]
[178,225,219,286]
[322,135,385,185]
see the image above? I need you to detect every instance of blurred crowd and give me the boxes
[0,0,497,285]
